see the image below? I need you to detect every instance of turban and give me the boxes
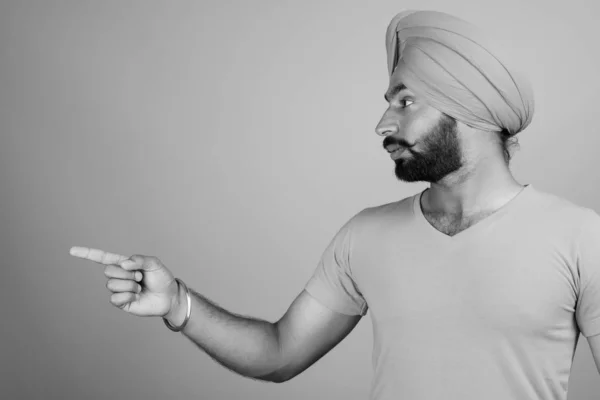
[386,10,534,135]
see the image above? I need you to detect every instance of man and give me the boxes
[71,10,600,400]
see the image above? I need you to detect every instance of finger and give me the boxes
[104,265,142,281]
[70,246,128,265]
[106,278,142,294]
[110,292,138,308]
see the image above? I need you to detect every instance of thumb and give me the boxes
[119,254,146,271]
[120,254,162,272]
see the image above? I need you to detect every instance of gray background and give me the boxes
[2,0,600,399]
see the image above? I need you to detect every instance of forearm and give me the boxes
[164,280,283,382]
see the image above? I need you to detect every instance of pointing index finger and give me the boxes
[70,246,129,265]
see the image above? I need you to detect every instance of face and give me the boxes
[376,77,464,184]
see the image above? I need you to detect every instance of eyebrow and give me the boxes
[384,83,408,103]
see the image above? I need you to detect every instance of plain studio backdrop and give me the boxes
[2,0,600,399]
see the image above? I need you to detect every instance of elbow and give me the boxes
[269,375,287,384]
[253,369,290,384]
[266,368,298,383]
[272,371,293,384]
[272,373,294,384]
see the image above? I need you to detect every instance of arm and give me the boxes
[270,289,362,382]
[164,281,282,381]
[587,334,600,374]
[165,285,362,383]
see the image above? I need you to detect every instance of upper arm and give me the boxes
[270,289,363,382]
[587,334,600,374]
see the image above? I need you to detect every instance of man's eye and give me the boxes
[400,99,414,108]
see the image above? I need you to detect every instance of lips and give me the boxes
[386,143,405,159]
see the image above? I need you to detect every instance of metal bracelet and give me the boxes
[163,278,191,332]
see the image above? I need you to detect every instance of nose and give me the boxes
[375,108,400,137]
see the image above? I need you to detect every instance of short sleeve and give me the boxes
[304,214,368,316]
[575,209,600,338]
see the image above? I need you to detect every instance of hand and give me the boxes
[70,246,179,318]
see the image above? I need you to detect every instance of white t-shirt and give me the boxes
[305,184,600,400]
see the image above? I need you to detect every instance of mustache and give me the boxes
[382,137,412,150]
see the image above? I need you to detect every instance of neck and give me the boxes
[423,154,524,216]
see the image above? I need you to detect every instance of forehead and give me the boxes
[385,72,414,101]
[388,68,405,87]
[385,83,413,103]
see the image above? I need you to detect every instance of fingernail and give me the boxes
[121,260,135,270]
[135,272,142,281]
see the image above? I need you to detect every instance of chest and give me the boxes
[422,210,497,236]
[352,239,579,339]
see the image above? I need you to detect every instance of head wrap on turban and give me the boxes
[386,10,534,135]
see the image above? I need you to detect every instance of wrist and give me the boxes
[164,279,184,325]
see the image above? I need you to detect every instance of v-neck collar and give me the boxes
[412,184,533,242]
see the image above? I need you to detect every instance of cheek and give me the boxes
[404,107,435,139]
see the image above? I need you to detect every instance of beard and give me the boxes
[392,114,463,183]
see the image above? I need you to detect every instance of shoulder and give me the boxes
[347,191,419,230]
[525,186,596,229]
